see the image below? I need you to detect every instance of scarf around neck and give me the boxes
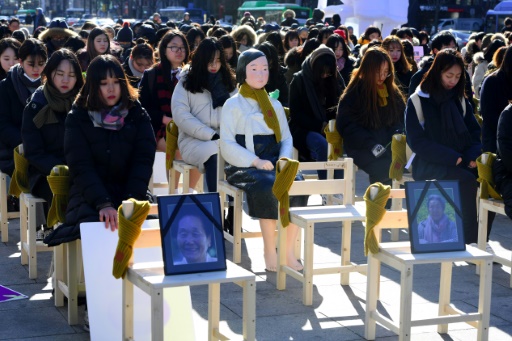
[239,82,281,143]
[336,57,346,71]
[128,58,144,78]
[88,104,129,131]
[377,84,388,107]
[33,84,78,128]
[10,64,41,105]
[423,214,452,243]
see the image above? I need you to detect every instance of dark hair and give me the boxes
[431,31,456,52]
[318,27,333,43]
[505,17,512,26]
[257,42,279,87]
[78,30,89,40]
[300,37,321,63]
[265,32,285,59]
[396,27,413,40]
[492,46,507,69]
[86,28,111,62]
[427,194,445,210]
[157,30,189,89]
[483,39,506,63]
[310,52,339,102]
[0,25,11,39]
[283,30,299,52]
[382,36,410,74]
[307,28,319,40]
[0,37,21,59]
[186,27,205,51]
[340,47,405,129]
[418,30,430,44]
[75,54,138,110]
[19,38,47,61]
[498,45,512,79]
[401,39,418,73]
[420,48,466,99]
[211,28,228,39]
[131,38,154,61]
[184,37,235,93]
[363,27,381,41]
[218,34,238,69]
[325,34,349,61]
[8,18,20,26]
[42,48,84,91]
[63,36,85,53]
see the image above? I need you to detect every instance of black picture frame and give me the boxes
[157,193,227,275]
[404,180,465,254]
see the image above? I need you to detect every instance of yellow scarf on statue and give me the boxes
[239,83,281,143]
[112,199,150,279]
[377,84,388,107]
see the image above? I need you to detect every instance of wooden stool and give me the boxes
[0,171,19,242]
[19,192,51,279]
[53,239,86,325]
[365,188,493,341]
[277,159,367,306]
[170,159,204,193]
[123,259,256,341]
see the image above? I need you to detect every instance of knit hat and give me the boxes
[333,29,346,40]
[263,23,280,33]
[38,19,78,41]
[244,11,251,16]
[236,48,266,84]
[116,22,133,42]
[309,44,336,67]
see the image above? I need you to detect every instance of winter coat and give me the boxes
[495,104,512,219]
[395,69,413,97]
[21,88,66,201]
[289,65,344,159]
[336,86,404,168]
[0,72,27,175]
[405,89,481,180]
[472,52,487,99]
[171,70,237,172]
[284,46,302,87]
[44,101,156,246]
[231,25,257,50]
[305,9,324,26]
[339,56,356,85]
[480,70,512,153]
[408,56,473,101]
[281,17,298,27]
[220,93,293,167]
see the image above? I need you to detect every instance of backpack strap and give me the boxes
[410,92,424,125]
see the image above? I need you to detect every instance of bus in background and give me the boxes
[159,6,206,24]
[485,0,512,32]
[237,1,312,25]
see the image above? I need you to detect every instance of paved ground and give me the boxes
[1,170,511,340]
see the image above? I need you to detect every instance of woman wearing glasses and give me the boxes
[171,37,237,193]
[337,47,405,187]
[289,44,345,183]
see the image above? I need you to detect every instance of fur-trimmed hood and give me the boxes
[230,24,257,47]
[473,51,486,65]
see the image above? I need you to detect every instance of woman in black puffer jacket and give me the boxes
[44,55,156,246]
[495,104,512,219]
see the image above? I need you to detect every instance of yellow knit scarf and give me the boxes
[46,165,70,227]
[112,199,150,279]
[323,124,343,160]
[272,158,299,228]
[474,113,483,127]
[8,145,29,197]
[165,120,179,171]
[364,182,390,256]
[377,84,388,107]
[389,134,407,181]
[239,83,281,143]
[476,152,503,200]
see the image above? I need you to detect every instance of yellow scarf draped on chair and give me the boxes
[46,165,70,227]
[364,183,390,256]
[324,124,343,160]
[165,121,179,171]
[272,158,299,228]
[239,83,282,143]
[112,199,150,279]
[476,153,502,200]
[8,145,29,197]
[389,134,407,181]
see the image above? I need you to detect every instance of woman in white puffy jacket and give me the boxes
[472,39,505,99]
[171,37,237,192]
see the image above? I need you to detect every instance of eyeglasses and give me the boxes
[377,72,392,79]
[167,46,186,53]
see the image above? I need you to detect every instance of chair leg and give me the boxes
[20,196,28,265]
[54,245,64,307]
[277,221,287,290]
[340,221,352,285]
[364,254,379,340]
[0,173,8,243]
[303,222,315,306]
[476,203,489,275]
[232,191,243,263]
[28,200,38,279]
[437,262,453,334]
[477,258,492,341]
[67,241,78,325]
[399,264,413,341]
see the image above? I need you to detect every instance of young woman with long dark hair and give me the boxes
[382,35,413,96]
[325,33,355,84]
[76,27,115,71]
[171,37,237,193]
[0,37,21,81]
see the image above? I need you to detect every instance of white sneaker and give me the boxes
[36,229,45,241]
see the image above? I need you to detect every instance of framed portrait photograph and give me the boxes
[405,180,465,254]
[157,193,226,275]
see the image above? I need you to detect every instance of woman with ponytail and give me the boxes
[220,49,307,272]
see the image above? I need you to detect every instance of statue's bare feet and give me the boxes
[264,252,277,272]
[287,256,303,271]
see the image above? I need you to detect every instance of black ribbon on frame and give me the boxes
[409,180,463,223]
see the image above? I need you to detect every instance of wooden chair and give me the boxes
[0,171,19,242]
[364,188,493,341]
[276,158,367,306]
[120,202,256,341]
[149,151,172,195]
[477,153,510,286]
[19,192,51,279]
